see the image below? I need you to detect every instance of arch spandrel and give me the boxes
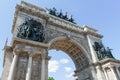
[48,37,91,70]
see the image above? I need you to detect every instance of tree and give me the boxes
[48,77,54,80]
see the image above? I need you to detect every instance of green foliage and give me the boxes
[48,77,54,80]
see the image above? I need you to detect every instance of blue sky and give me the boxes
[0,0,120,80]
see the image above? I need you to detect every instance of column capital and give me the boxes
[96,65,102,70]
[13,50,19,55]
[104,66,111,71]
[29,54,33,57]
[13,47,23,55]
[109,65,116,69]
[41,53,47,58]
[46,56,51,60]
[27,51,34,57]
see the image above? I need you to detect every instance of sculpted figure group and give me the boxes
[17,18,45,42]
[93,42,114,60]
[47,7,76,24]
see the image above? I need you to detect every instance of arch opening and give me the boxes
[48,38,90,79]
[48,50,75,80]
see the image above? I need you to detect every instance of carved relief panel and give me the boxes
[17,18,45,42]
[93,42,114,60]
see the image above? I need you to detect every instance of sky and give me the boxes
[0,0,120,80]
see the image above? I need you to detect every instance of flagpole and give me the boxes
[2,38,8,50]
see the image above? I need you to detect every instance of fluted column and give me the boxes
[90,66,97,80]
[110,66,119,80]
[103,68,109,80]
[116,67,120,79]
[41,53,46,80]
[7,51,19,80]
[96,66,105,80]
[26,53,32,80]
[45,56,51,80]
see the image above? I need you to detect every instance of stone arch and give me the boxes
[48,37,91,71]
[3,1,120,80]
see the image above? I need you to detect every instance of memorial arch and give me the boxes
[2,1,120,80]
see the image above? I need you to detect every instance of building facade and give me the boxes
[1,1,120,80]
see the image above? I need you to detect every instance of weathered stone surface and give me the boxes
[2,1,120,80]
[31,56,42,80]
[14,54,28,80]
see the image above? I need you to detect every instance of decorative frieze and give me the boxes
[17,18,45,42]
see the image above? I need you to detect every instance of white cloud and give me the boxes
[65,72,74,78]
[48,60,59,73]
[59,58,69,64]
[64,67,72,72]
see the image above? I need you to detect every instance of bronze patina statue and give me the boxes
[93,42,114,60]
[47,7,76,24]
[17,18,45,42]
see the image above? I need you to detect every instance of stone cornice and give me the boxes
[100,58,120,64]
[20,1,84,33]
[11,38,49,49]
[12,1,103,39]
[47,15,84,34]
[84,30,103,38]
[21,1,46,12]
[11,4,49,33]
[91,58,120,67]
[47,15,103,38]
[83,25,103,38]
